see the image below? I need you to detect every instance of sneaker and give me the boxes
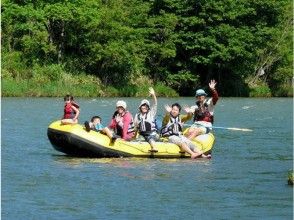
[84,121,91,132]
[110,134,120,143]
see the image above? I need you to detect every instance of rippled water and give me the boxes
[2,97,293,219]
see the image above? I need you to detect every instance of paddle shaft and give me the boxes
[184,123,253,132]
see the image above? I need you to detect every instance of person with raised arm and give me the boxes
[161,103,209,159]
[134,87,159,152]
[186,80,219,140]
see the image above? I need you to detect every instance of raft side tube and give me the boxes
[47,128,133,158]
[47,120,214,158]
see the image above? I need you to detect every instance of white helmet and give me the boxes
[116,100,127,109]
[139,99,150,109]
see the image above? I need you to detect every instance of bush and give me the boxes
[272,83,293,97]
[103,86,119,97]
[246,77,272,97]
[154,83,179,97]
[120,85,138,97]
[134,85,151,97]
[2,69,14,79]
[2,79,28,96]
[2,52,32,80]
[249,84,272,97]
[32,64,64,82]
[288,170,293,186]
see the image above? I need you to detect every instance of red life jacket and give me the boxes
[193,102,214,123]
[64,103,76,119]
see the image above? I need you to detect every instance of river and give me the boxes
[2,97,293,219]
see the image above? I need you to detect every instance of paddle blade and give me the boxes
[227,127,253,132]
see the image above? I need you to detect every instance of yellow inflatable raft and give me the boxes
[47,120,215,158]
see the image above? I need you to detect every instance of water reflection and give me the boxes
[52,155,212,167]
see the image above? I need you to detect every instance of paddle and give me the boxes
[208,125,252,132]
[184,123,253,132]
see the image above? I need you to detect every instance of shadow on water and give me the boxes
[52,154,212,166]
[51,154,213,180]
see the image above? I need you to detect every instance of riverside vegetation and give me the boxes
[2,0,293,97]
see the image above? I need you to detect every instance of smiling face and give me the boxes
[116,106,125,114]
[140,104,149,113]
[170,105,180,117]
[196,95,206,103]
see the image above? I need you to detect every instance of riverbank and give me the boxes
[2,64,292,97]
[2,77,293,98]
[1,78,179,97]
[2,1,292,98]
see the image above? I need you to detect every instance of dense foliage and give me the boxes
[2,0,293,97]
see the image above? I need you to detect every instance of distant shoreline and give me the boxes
[2,82,292,98]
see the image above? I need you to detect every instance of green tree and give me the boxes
[149,0,292,96]
[2,0,292,97]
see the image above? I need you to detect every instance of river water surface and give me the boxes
[2,97,293,219]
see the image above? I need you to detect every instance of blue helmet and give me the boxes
[195,89,207,97]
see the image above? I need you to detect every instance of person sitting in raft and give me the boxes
[161,103,209,159]
[108,100,135,141]
[84,116,117,142]
[134,87,159,153]
[186,79,219,140]
[61,94,80,125]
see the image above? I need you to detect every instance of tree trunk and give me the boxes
[58,20,65,64]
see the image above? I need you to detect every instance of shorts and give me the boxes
[168,135,195,151]
[190,123,211,135]
[141,132,159,144]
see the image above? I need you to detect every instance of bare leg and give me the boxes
[179,143,202,159]
[102,127,113,139]
[61,119,78,125]
[186,137,208,158]
[187,128,202,140]
[149,139,158,152]
[191,145,208,158]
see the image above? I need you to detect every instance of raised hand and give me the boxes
[164,104,172,113]
[149,87,155,96]
[183,105,191,113]
[209,79,217,90]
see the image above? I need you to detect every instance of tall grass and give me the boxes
[288,170,293,186]
[2,64,179,97]
[249,85,272,97]
[272,83,293,97]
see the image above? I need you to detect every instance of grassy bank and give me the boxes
[288,171,293,186]
[1,64,179,97]
[247,78,293,97]
[2,78,179,97]
[2,63,292,97]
